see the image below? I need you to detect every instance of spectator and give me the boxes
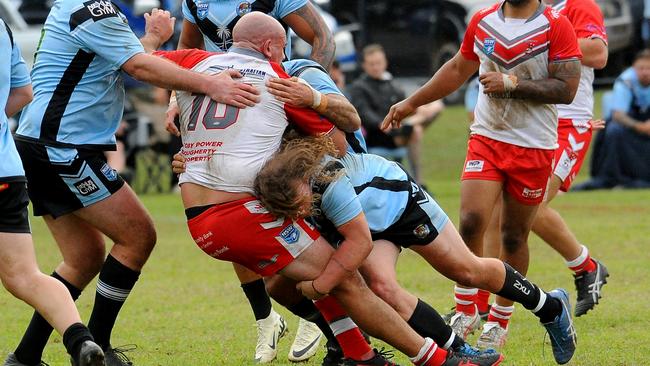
[349,44,443,184]
[577,49,650,189]
[329,60,347,93]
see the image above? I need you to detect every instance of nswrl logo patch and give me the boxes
[483,38,496,55]
[279,224,300,245]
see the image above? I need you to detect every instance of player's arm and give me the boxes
[381,51,478,130]
[139,8,175,53]
[484,59,582,104]
[283,2,336,69]
[579,38,607,69]
[6,85,32,117]
[178,19,205,50]
[302,213,372,298]
[267,76,360,132]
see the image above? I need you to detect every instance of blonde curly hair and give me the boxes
[254,133,340,219]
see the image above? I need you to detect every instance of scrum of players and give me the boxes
[0,0,609,365]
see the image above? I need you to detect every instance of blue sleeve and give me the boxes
[275,0,309,18]
[182,0,197,24]
[320,174,363,227]
[73,16,145,70]
[464,79,479,112]
[300,68,342,96]
[10,40,31,88]
[610,79,633,114]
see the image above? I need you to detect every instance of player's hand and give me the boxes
[590,119,606,130]
[171,152,186,174]
[381,99,417,131]
[266,77,313,107]
[296,280,326,300]
[144,8,175,46]
[165,97,181,136]
[479,72,507,94]
[205,69,260,108]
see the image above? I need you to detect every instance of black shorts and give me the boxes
[372,179,449,248]
[0,181,31,233]
[15,141,125,218]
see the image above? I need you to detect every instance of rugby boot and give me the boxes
[449,306,481,339]
[104,345,135,366]
[476,322,508,350]
[288,318,323,362]
[574,259,609,317]
[542,289,577,365]
[443,306,490,323]
[342,348,399,366]
[441,347,503,366]
[255,310,288,363]
[3,354,49,366]
[321,340,344,366]
[72,341,105,366]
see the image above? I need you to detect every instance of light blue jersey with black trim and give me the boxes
[320,153,415,231]
[283,59,367,153]
[16,0,144,150]
[182,0,306,55]
[1,20,31,180]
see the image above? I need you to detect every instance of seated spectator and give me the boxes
[576,50,650,189]
[349,44,443,184]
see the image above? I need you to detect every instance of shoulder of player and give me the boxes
[470,3,501,24]
[68,0,124,31]
[542,6,573,28]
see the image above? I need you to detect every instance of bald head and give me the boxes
[233,12,286,46]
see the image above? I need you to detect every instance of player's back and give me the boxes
[175,50,292,194]
[321,153,410,232]
[15,0,144,150]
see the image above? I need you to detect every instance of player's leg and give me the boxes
[232,263,290,363]
[11,216,105,365]
[451,178,502,338]
[0,182,103,366]
[73,183,156,363]
[280,238,455,366]
[476,198,502,319]
[0,233,104,366]
[533,124,608,316]
[360,240,469,354]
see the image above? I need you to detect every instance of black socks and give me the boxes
[407,299,464,350]
[241,278,272,321]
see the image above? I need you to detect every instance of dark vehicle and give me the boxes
[331,0,642,87]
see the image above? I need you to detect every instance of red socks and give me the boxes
[566,245,597,274]
[454,286,477,315]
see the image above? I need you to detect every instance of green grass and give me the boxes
[2,101,650,365]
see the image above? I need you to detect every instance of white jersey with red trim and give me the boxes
[461,2,582,149]
[155,48,334,194]
[553,0,607,126]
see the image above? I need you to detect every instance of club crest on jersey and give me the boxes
[483,38,496,55]
[279,224,300,245]
[237,1,252,16]
[196,1,209,20]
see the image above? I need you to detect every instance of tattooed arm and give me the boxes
[283,2,336,70]
[480,59,582,104]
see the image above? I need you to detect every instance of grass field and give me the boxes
[2,102,650,365]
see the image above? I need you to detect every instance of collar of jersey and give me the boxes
[228,46,267,61]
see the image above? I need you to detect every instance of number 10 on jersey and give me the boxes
[187,94,240,131]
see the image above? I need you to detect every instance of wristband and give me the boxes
[502,74,518,92]
[315,94,329,114]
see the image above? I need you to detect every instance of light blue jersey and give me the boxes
[318,153,448,236]
[283,59,367,153]
[1,21,31,180]
[182,0,306,55]
[16,0,145,150]
[611,67,650,115]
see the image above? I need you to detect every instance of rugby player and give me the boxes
[471,0,610,349]
[5,2,259,366]
[0,18,105,366]
[165,1,336,361]
[254,135,578,366]
[382,0,582,363]
[159,11,503,366]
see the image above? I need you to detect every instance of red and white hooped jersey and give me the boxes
[461,2,582,149]
[552,0,607,126]
[154,48,334,194]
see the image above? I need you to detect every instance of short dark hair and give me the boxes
[634,49,650,63]
[362,44,385,61]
